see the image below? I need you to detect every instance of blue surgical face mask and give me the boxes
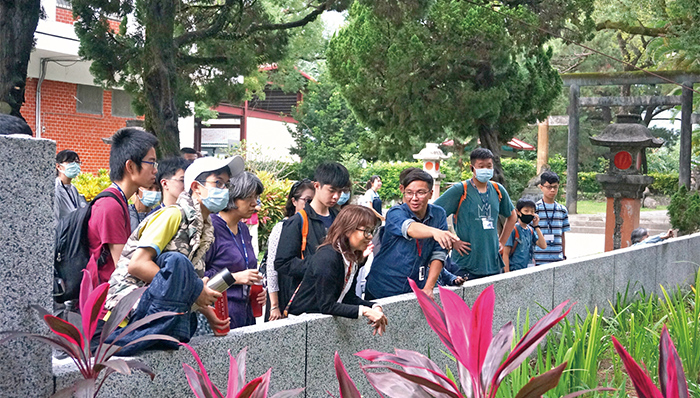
[337,191,350,206]
[199,183,229,213]
[62,162,81,179]
[474,167,494,183]
[139,189,162,208]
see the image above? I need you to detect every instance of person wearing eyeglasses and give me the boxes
[103,156,244,355]
[365,169,459,300]
[286,206,387,335]
[533,171,570,265]
[54,149,87,222]
[150,156,190,214]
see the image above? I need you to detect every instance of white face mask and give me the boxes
[61,162,81,179]
[139,188,162,208]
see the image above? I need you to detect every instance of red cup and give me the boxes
[213,295,230,336]
[249,284,264,318]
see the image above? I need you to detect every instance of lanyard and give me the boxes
[226,221,249,267]
[542,203,555,233]
[470,178,490,206]
[61,183,78,208]
[416,239,422,257]
[111,183,128,205]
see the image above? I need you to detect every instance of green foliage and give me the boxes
[349,161,423,203]
[649,172,680,196]
[72,169,112,202]
[648,144,681,174]
[548,154,567,180]
[577,172,602,194]
[255,171,293,253]
[668,185,700,235]
[327,0,593,161]
[289,70,368,179]
[501,159,537,199]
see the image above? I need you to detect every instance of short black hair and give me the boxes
[400,169,434,190]
[399,167,421,183]
[0,114,33,136]
[470,148,495,163]
[540,171,560,185]
[314,162,350,188]
[181,147,198,155]
[516,198,536,212]
[157,156,189,182]
[56,149,80,164]
[631,227,648,244]
[109,128,159,182]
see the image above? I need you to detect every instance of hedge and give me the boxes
[649,172,679,195]
[577,172,602,194]
[72,169,112,202]
[353,161,424,202]
[501,159,537,199]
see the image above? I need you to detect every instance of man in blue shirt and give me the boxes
[533,171,571,264]
[365,169,459,300]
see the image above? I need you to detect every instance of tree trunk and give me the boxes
[0,1,41,119]
[478,124,505,184]
[142,0,180,156]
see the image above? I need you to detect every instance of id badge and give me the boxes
[482,217,494,230]
[544,234,555,242]
[418,266,426,281]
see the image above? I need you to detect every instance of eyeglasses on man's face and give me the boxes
[202,179,231,189]
[142,160,158,169]
[541,184,559,191]
[404,190,430,199]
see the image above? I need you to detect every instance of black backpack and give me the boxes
[53,190,128,303]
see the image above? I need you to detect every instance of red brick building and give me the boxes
[23,0,140,173]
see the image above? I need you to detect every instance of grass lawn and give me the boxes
[576,200,667,214]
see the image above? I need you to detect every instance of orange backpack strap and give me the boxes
[454,181,468,223]
[298,209,309,259]
[490,181,502,201]
[509,226,521,258]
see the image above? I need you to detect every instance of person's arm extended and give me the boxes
[406,222,459,250]
[499,210,518,248]
[561,232,566,258]
[421,259,444,298]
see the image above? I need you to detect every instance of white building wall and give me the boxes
[246,117,299,162]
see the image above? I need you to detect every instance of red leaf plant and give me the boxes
[345,279,614,398]
[612,325,690,398]
[181,343,305,398]
[1,268,180,398]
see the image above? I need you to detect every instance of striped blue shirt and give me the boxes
[533,200,570,264]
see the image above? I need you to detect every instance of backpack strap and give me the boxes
[298,209,309,260]
[509,226,521,259]
[92,190,129,229]
[454,180,502,223]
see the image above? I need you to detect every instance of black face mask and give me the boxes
[519,214,535,224]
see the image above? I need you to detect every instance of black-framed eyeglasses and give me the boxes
[142,160,158,169]
[356,227,378,239]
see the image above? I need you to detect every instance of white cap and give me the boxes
[184,156,245,189]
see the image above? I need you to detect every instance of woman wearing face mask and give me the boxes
[129,183,162,233]
[286,205,388,336]
[54,149,87,222]
[264,179,315,321]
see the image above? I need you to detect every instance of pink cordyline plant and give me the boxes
[612,325,690,398]
[1,268,180,397]
[181,343,304,398]
[333,279,614,398]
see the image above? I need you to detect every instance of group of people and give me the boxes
[49,123,579,355]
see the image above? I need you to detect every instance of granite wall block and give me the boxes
[613,244,658,297]
[552,254,616,319]
[655,236,696,295]
[0,136,55,398]
[55,315,308,397]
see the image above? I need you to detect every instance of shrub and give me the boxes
[501,158,537,198]
[73,169,112,202]
[548,153,567,180]
[354,161,423,202]
[256,171,293,249]
[668,185,700,235]
[577,172,602,194]
[650,172,680,196]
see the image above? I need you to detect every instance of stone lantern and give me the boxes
[413,143,451,202]
[590,114,664,251]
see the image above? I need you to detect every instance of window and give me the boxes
[111,90,136,118]
[76,85,103,115]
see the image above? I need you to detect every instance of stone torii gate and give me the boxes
[561,70,700,214]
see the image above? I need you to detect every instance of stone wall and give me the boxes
[54,233,700,397]
[0,136,55,397]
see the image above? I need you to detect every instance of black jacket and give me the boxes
[288,245,375,318]
[274,203,339,310]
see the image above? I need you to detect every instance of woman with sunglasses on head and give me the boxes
[286,205,387,335]
[265,179,315,321]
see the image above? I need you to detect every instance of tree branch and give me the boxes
[246,2,328,34]
[174,0,235,47]
[596,20,670,37]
